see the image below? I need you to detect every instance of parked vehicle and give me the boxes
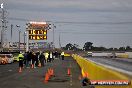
[0,54,14,64]
[0,56,8,64]
[13,53,19,62]
[87,52,92,57]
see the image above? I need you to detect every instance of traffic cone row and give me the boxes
[44,68,54,83]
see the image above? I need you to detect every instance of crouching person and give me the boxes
[81,72,95,88]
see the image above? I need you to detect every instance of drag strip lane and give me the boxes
[85,57,132,76]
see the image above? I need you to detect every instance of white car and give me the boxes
[87,52,92,57]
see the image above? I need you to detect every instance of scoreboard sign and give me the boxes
[29,35,47,40]
[27,22,48,40]
[29,30,47,40]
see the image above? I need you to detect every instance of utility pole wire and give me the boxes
[8,17,132,25]
[59,32,132,35]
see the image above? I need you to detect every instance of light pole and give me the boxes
[0,3,7,50]
[26,23,29,52]
[53,24,56,49]
[16,25,20,51]
[59,33,61,49]
[24,32,26,51]
[10,24,13,51]
[0,3,4,49]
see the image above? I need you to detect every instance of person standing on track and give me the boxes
[50,52,53,62]
[39,52,45,67]
[23,52,28,67]
[31,52,36,68]
[61,51,64,60]
[35,51,39,67]
[18,52,24,72]
[45,52,49,63]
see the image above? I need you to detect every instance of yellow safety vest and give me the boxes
[17,54,24,60]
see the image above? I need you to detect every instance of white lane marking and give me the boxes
[85,58,132,76]
[8,69,13,72]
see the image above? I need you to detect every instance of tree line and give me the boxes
[62,42,132,51]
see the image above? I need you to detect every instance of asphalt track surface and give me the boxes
[0,57,85,88]
[85,57,132,75]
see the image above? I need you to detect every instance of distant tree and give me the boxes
[65,43,73,50]
[108,48,114,51]
[119,47,125,51]
[83,42,93,51]
[113,48,118,51]
[92,47,99,51]
[99,46,107,51]
[126,46,131,51]
[63,43,81,51]
[73,44,79,51]
[92,46,106,51]
[73,44,79,48]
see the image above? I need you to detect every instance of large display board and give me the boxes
[27,22,48,40]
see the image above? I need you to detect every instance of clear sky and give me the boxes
[1,0,132,48]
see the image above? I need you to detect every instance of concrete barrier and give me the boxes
[126,52,132,58]
[64,53,70,57]
[116,53,129,58]
[72,54,132,88]
[92,52,111,57]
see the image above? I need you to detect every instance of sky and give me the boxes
[0,0,132,48]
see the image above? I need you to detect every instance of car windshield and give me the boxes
[6,55,12,58]
[0,54,12,58]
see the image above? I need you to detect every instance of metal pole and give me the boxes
[26,30,29,52]
[11,24,13,51]
[16,25,20,51]
[19,30,20,51]
[59,33,61,48]
[1,8,4,48]
[1,29,3,48]
[26,23,29,52]
[53,24,55,48]
[24,32,26,51]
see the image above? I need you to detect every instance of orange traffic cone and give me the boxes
[38,62,41,67]
[51,68,54,76]
[47,69,50,75]
[19,67,22,73]
[67,68,71,76]
[44,73,49,83]
[31,64,34,68]
[84,72,89,78]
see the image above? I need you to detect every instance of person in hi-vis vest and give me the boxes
[61,52,64,60]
